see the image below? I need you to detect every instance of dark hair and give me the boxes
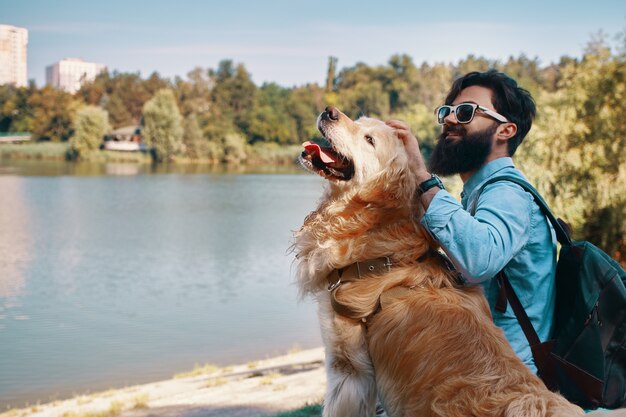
[444,70,536,156]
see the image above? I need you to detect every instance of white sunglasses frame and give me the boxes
[435,103,509,125]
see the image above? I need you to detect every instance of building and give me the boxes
[46,58,106,94]
[0,24,28,87]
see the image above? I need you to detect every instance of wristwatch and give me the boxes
[417,174,445,196]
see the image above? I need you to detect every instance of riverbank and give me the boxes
[0,142,302,166]
[1,347,326,417]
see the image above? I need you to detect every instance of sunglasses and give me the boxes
[435,103,509,125]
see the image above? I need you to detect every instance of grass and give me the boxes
[131,394,149,409]
[174,363,220,379]
[266,404,322,417]
[0,142,68,160]
[58,399,124,417]
[258,371,282,386]
[204,377,228,388]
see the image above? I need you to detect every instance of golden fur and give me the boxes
[292,108,587,417]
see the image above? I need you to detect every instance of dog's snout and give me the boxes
[324,106,340,121]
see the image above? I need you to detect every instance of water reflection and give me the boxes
[0,177,32,301]
[0,159,306,177]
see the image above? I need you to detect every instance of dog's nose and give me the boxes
[325,106,340,121]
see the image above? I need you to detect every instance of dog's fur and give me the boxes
[293,108,588,417]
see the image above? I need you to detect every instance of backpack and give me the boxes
[474,175,626,409]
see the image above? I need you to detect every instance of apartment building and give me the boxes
[46,58,107,94]
[0,24,28,87]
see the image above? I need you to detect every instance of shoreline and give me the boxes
[1,347,326,417]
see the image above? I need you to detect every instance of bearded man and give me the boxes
[387,70,550,374]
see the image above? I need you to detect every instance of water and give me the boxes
[0,160,324,408]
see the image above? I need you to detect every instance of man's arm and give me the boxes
[422,184,533,282]
[386,119,439,210]
[387,119,531,282]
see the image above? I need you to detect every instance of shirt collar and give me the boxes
[460,157,515,203]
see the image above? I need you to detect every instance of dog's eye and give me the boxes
[365,135,375,147]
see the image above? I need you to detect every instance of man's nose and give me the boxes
[443,110,458,125]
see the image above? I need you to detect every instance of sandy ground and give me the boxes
[3,348,326,417]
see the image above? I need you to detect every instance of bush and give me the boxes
[70,106,110,158]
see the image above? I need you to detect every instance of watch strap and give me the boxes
[417,174,444,195]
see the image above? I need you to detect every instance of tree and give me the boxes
[221,132,247,164]
[248,83,297,144]
[392,103,440,160]
[517,42,626,260]
[326,56,338,92]
[387,54,421,112]
[209,60,256,132]
[181,113,211,160]
[142,89,183,162]
[70,106,111,157]
[27,86,79,141]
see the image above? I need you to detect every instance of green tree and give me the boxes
[27,86,79,141]
[80,71,170,128]
[387,54,421,112]
[175,67,212,117]
[70,105,111,157]
[221,132,247,164]
[209,60,256,132]
[326,56,338,92]
[517,42,626,260]
[287,84,325,144]
[393,103,440,160]
[182,113,214,160]
[248,83,297,144]
[0,84,36,132]
[142,89,183,162]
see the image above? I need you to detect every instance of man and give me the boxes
[387,70,554,373]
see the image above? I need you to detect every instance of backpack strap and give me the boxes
[469,175,565,373]
[470,175,572,245]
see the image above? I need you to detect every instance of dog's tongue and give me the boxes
[302,141,337,164]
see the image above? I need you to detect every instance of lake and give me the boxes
[0,160,324,409]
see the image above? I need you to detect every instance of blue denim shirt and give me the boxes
[421,157,557,372]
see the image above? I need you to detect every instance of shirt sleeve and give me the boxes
[420,183,533,283]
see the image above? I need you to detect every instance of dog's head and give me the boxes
[294,107,433,295]
[300,107,411,192]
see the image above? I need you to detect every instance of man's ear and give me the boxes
[496,122,517,141]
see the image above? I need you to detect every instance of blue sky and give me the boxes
[2,0,625,87]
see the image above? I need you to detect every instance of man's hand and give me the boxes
[386,119,430,182]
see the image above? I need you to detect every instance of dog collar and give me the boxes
[326,257,393,320]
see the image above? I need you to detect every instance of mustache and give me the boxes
[443,125,466,135]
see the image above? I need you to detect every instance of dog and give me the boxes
[292,106,602,417]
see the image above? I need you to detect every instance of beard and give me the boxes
[428,123,498,177]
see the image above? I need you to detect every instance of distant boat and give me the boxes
[103,141,142,152]
[102,126,144,152]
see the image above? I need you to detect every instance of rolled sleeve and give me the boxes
[420,183,532,284]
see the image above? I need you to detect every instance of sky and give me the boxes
[1,0,625,88]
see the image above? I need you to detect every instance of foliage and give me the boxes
[221,132,247,164]
[70,105,111,157]
[142,89,183,162]
[517,43,626,259]
[181,113,206,160]
[267,404,322,417]
[79,71,170,128]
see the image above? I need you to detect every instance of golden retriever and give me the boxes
[292,106,598,417]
